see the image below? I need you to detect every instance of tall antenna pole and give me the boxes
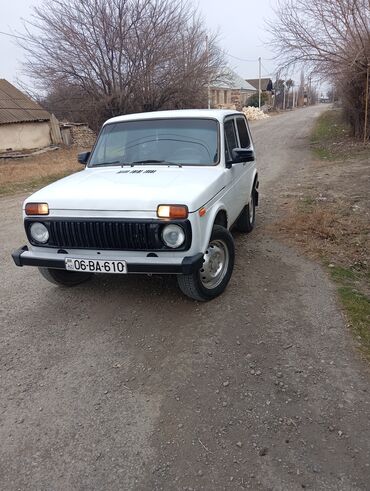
[206,35,211,109]
[258,57,262,109]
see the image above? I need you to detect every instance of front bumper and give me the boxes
[12,245,203,275]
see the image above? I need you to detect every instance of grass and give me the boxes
[280,199,370,358]
[274,108,370,360]
[311,112,370,359]
[309,109,365,160]
[329,265,357,282]
[0,147,81,197]
[0,170,79,197]
[310,109,347,142]
[298,196,316,210]
[329,266,370,358]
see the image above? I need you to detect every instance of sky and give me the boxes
[0,0,278,90]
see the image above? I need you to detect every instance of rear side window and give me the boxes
[236,117,250,148]
[224,119,238,162]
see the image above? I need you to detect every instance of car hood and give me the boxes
[25,166,226,213]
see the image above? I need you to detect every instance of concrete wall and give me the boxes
[0,121,51,152]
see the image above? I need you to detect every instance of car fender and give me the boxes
[251,170,259,205]
[197,202,229,253]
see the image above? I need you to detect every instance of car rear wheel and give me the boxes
[38,267,92,287]
[177,225,235,301]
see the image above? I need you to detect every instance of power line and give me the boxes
[261,62,274,76]
[225,52,258,63]
[1,28,276,81]
[0,28,268,69]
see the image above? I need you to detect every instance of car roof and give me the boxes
[104,109,242,126]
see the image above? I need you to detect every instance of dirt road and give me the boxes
[1,106,369,490]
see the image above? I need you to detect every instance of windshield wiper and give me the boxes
[92,159,182,168]
[128,160,182,167]
[91,161,122,167]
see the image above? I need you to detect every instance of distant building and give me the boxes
[0,79,52,152]
[245,78,273,93]
[319,96,330,103]
[211,69,256,110]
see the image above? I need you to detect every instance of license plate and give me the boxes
[65,258,127,274]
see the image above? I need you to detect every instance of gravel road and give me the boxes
[1,105,369,490]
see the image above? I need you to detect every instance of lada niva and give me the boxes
[12,109,258,301]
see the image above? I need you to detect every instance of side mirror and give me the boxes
[231,148,255,163]
[78,151,90,165]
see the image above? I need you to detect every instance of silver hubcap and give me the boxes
[200,239,229,289]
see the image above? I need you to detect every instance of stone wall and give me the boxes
[211,89,255,111]
[70,125,96,148]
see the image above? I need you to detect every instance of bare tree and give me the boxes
[267,0,370,138]
[274,78,286,109]
[20,0,226,129]
[285,79,294,108]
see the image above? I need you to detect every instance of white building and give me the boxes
[211,69,256,109]
[0,79,52,153]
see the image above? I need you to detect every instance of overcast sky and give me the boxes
[0,0,277,89]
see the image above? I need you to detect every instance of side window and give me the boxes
[236,117,250,148]
[224,119,238,162]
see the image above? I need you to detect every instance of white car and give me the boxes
[12,109,259,301]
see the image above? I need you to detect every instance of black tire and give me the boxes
[177,225,235,301]
[235,189,256,233]
[38,267,92,287]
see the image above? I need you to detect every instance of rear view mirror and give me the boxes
[232,148,255,163]
[78,151,90,165]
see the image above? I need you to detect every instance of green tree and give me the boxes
[246,92,268,108]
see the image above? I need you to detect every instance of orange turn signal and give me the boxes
[199,207,206,217]
[157,205,188,219]
[25,202,49,216]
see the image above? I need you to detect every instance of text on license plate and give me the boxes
[65,258,127,274]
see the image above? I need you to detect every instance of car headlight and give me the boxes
[29,222,49,244]
[161,224,185,249]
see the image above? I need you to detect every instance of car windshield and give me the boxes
[89,118,219,167]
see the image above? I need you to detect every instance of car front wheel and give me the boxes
[177,225,235,301]
[38,267,92,287]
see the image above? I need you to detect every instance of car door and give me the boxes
[234,115,255,205]
[223,115,251,225]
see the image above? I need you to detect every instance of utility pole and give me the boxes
[364,64,369,144]
[283,81,286,110]
[206,35,211,109]
[273,70,280,110]
[258,57,261,109]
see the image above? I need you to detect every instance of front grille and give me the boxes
[25,219,191,251]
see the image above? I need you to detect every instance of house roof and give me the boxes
[0,79,50,125]
[211,69,256,92]
[246,78,272,91]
